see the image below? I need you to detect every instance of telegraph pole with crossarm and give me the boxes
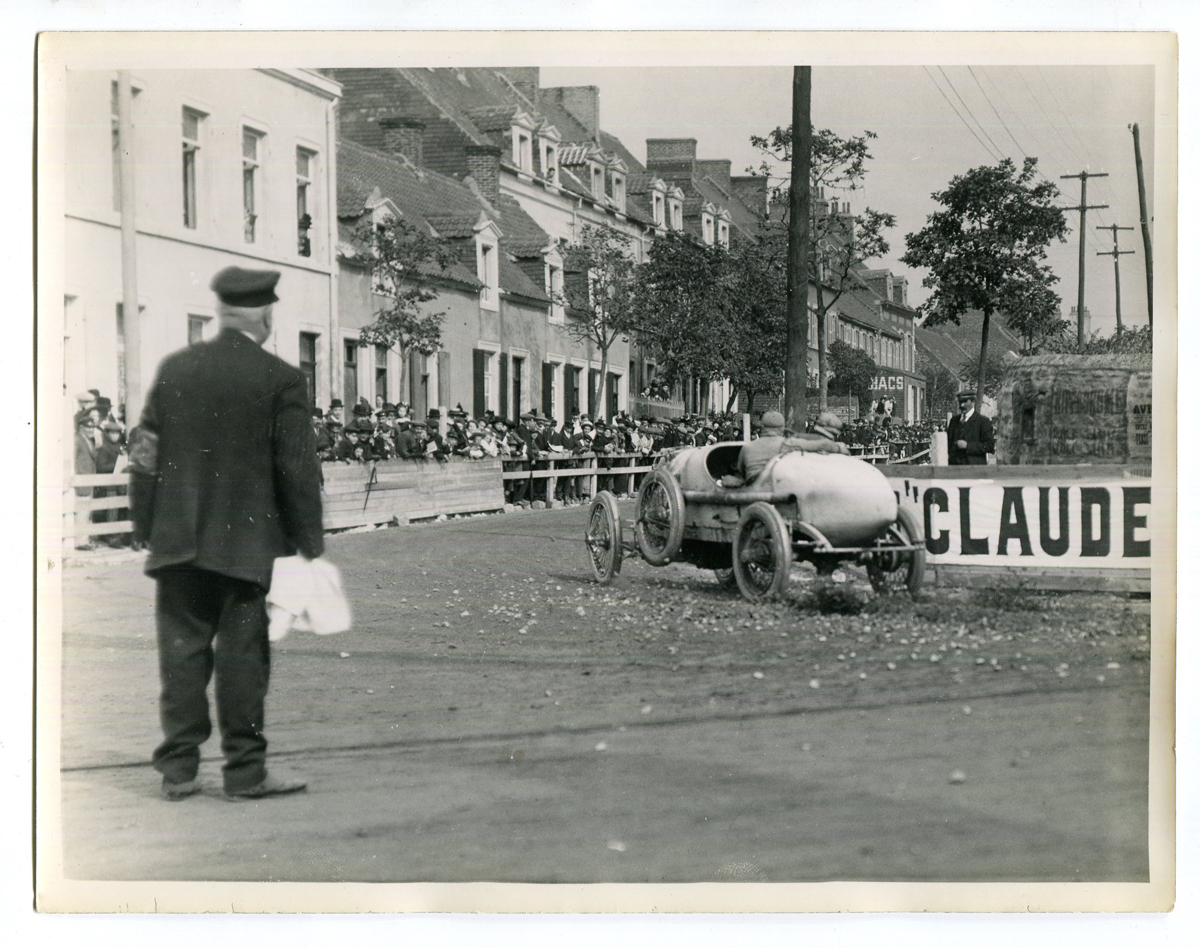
[1061,170,1108,344]
[1096,224,1135,338]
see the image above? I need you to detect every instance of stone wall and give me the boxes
[995,354,1152,465]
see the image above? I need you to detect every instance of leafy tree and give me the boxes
[629,232,729,393]
[901,157,1067,411]
[353,215,457,394]
[749,126,896,409]
[956,345,1010,399]
[1042,323,1152,355]
[560,226,640,420]
[827,339,877,410]
[717,237,788,413]
[632,232,788,414]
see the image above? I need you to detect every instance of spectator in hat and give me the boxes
[394,417,421,460]
[947,390,994,466]
[128,264,321,802]
[93,418,130,542]
[327,398,344,426]
[325,414,353,461]
[311,407,333,458]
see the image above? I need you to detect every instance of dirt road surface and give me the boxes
[56,504,1151,884]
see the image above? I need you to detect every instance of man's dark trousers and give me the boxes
[153,565,272,793]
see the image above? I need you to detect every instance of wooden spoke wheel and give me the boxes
[634,468,685,566]
[585,491,623,584]
[713,567,739,590]
[732,502,792,602]
[866,506,926,597]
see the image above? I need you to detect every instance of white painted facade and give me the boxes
[62,68,341,419]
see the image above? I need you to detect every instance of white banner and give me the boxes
[888,475,1152,569]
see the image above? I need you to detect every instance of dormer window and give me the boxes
[717,219,729,248]
[590,163,604,199]
[512,128,533,173]
[611,173,625,212]
[702,213,715,246]
[540,141,558,184]
[669,199,683,231]
[652,192,664,226]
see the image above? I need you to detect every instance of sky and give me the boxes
[542,65,1157,338]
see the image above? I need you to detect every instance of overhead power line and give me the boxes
[937,67,1009,162]
[921,66,1004,163]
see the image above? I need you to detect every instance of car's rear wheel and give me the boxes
[866,506,926,597]
[634,468,685,566]
[732,502,792,602]
[585,491,623,584]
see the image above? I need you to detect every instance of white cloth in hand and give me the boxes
[267,555,353,642]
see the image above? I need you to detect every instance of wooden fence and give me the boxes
[61,453,668,548]
[501,452,664,503]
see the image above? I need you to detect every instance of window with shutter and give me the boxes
[499,354,509,420]
[542,362,555,418]
[473,349,487,419]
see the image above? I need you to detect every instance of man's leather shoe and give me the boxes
[161,777,200,801]
[223,773,307,801]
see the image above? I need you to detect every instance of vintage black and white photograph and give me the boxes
[34,31,1176,913]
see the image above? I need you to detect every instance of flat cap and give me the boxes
[210,266,280,307]
[519,410,535,421]
[956,389,976,399]
[760,410,786,430]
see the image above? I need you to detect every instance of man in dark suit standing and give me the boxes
[129,266,324,801]
[947,390,996,466]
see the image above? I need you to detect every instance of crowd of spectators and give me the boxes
[69,386,937,546]
[834,416,935,461]
[72,389,129,547]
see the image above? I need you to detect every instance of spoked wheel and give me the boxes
[713,567,739,590]
[585,491,623,584]
[634,468,685,566]
[866,506,926,597]
[732,502,792,602]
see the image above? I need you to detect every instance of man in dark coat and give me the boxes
[947,390,995,466]
[129,266,324,802]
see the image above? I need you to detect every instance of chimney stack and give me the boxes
[465,144,502,205]
[696,159,732,196]
[545,86,600,143]
[646,138,697,165]
[379,117,426,166]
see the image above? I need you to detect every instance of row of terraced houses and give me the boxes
[61,67,928,431]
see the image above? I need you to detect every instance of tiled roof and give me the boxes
[916,326,972,376]
[463,104,521,133]
[557,143,595,166]
[336,137,553,299]
[833,287,903,338]
[692,176,760,236]
[494,193,551,257]
[600,130,646,175]
[500,255,549,303]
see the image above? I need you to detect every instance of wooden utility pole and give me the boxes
[1096,224,1135,337]
[117,71,142,424]
[784,66,812,432]
[1060,170,1108,344]
[1130,123,1153,328]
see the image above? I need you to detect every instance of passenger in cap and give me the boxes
[731,409,848,486]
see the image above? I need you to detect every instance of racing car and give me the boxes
[584,441,925,602]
